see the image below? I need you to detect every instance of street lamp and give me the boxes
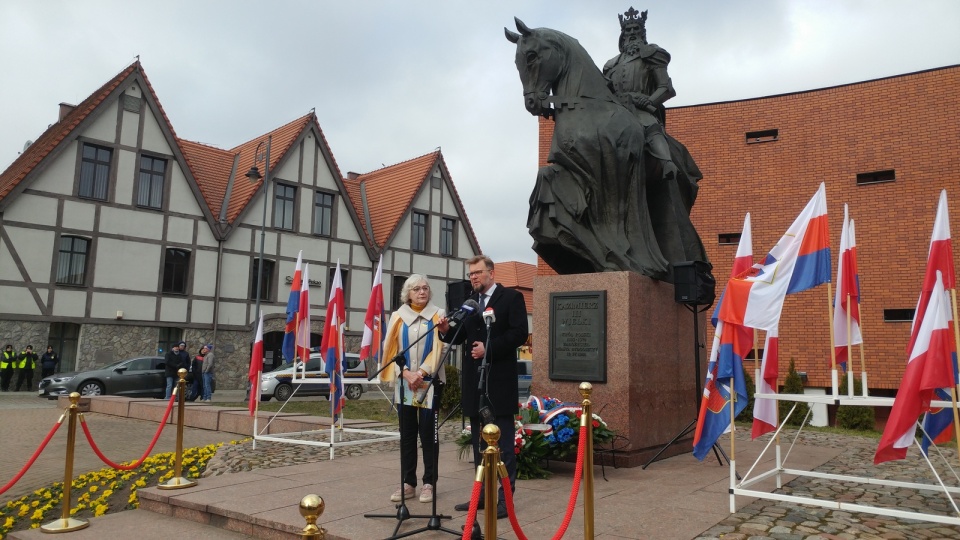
[245,135,272,326]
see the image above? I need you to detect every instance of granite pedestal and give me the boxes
[533,271,706,467]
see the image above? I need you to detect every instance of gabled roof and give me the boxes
[344,151,481,255]
[179,113,317,227]
[0,61,218,234]
[494,260,535,314]
[0,63,139,206]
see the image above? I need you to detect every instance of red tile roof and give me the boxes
[0,63,138,206]
[179,113,315,226]
[344,151,481,254]
[495,261,535,313]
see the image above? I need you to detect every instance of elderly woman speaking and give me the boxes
[380,274,447,504]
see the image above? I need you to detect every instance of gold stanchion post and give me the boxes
[481,424,501,539]
[41,392,90,533]
[159,368,198,489]
[579,382,595,540]
[299,494,326,539]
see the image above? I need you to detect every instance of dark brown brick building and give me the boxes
[538,65,960,393]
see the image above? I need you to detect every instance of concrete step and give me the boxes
[7,508,257,539]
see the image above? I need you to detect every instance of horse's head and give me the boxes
[505,18,565,117]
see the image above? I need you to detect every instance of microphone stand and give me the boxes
[365,317,467,539]
[476,313,495,423]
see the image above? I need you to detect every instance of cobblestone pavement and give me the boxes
[207,422,960,540]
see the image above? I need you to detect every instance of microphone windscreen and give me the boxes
[461,299,480,312]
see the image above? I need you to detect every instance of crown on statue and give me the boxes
[618,7,648,30]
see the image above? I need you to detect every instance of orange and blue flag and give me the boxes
[281,251,303,363]
[719,183,830,332]
[321,261,346,418]
[693,315,750,460]
[921,388,955,455]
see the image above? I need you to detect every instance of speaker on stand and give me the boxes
[644,261,732,469]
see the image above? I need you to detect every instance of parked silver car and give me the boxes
[259,353,368,402]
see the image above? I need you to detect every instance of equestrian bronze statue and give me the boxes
[506,9,711,285]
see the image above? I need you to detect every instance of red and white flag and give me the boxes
[296,263,311,362]
[248,311,264,416]
[752,326,779,438]
[833,204,862,369]
[359,256,385,376]
[876,271,954,463]
[732,212,754,277]
[907,190,955,355]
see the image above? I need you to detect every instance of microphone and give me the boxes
[447,299,480,328]
[483,307,496,325]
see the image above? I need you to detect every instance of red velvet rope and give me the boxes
[501,474,529,540]
[552,424,587,540]
[0,415,64,496]
[80,392,177,471]
[501,424,588,540]
[460,479,484,540]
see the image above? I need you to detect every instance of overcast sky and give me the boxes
[2,1,958,264]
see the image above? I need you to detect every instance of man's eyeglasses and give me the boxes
[411,286,430,293]
[467,270,486,278]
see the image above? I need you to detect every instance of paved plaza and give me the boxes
[2,390,960,538]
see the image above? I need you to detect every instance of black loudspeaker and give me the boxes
[446,279,472,313]
[674,261,716,306]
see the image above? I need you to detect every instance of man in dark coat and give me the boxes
[164,343,183,399]
[440,255,528,519]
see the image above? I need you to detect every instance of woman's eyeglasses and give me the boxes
[411,286,430,293]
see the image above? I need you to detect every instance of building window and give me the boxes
[391,274,407,311]
[158,327,183,356]
[313,191,334,236]
[56,236,89,285]
[745,129,778,144]
[162,249,190,294]
[440,217,456,256]
[79,143,111,200]
[137,155,166,209]
[250,258,275,301]
[273,184,296,230]
[883,308,915,322]
[431,172,442,189]
[856,169,896,186]
[49,322,80,373]
[412,212,428,252]
[718,233,742,245]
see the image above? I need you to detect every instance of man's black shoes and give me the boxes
[454,500,480,511]
[453,500,507,519]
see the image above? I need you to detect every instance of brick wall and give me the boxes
[536,65,960,390]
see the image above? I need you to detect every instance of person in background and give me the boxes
[189,345,206,401]
[15,345,38,391]
[201,344,215,402]
[164,343,183,399]
[380,274,447,504]
[0,344,16,392]
[40,346,60,379]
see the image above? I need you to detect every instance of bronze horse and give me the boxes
[506,18,708,283]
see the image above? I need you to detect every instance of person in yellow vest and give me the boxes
[15,345,38,391]
[0,344,15,392]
